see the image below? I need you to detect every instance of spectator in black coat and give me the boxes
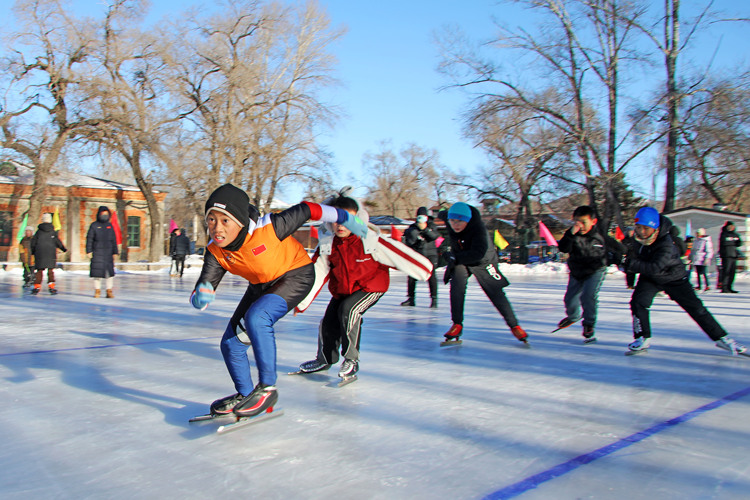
[719,221,742,293]
[86,206,119,298]
[31,213,66,295]
[400,207,440,308]
[172,228,191,278]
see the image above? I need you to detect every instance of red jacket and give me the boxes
[328,234,390,298]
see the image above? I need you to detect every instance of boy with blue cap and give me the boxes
[439,202,528,345]
[624,207,745,355]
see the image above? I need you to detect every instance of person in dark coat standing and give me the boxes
[30,213,67,295]
[86,206,119,298]
[719,221,742,293]
[400,206,440,308]
[439,202,528,345]
[624,207,745,355]
[172,228,191,278]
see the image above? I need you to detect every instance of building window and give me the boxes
[0,211,11,246]
[127,216,141,247]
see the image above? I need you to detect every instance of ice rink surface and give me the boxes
[0,266,748,499]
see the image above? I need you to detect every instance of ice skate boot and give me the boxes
[430,297,438,309]
[210,392,245,416]
[582,325,597,344]
[234,384,278,418]
[626,337,650,355]
[715,336,747,356]
[31,286,40,295]
[440,323,463,346]
[400,298,415,307]
[511,325,529,346]
[337,359,359,386]
[290,359,331,375]
[551,317,576,333]
[48,284,57,295]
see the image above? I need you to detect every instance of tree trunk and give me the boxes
[663,0,680,212]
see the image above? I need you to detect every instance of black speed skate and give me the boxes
[234,384,278,418]
[551,317,576,333]
[289,359,331,375]
[209,392,245,416]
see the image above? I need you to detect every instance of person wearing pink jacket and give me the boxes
[689,228,714,291]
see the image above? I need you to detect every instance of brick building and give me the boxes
[0,160,166,263]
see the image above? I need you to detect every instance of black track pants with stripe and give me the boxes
[317,290,384,364]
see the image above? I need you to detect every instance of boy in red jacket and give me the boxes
[295,195,432,382]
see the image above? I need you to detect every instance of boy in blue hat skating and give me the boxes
[625,207,745,355]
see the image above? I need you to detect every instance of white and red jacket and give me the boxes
[296,220,433,312]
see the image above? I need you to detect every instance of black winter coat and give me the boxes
[719,227,742,259]
[31,223,66,270]
[558,226,608,280]
[627,215,687,285]
[402,220,440,263]
[444,205,498,268]
[86,215,118,278]
[173,234,191,256]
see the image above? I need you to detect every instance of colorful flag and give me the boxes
[111,210,123,245]
[493,230,509,250]
[52,207,62,231]
[615,226,625,241]
[310,225,319,239]
[391,225,403,241]
[539,221,558,247]
[685,219,692,237]
[15,213,28,242]
[169,219,178,233]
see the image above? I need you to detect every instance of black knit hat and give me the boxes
[205,184,250,228]
[416,206,428,216]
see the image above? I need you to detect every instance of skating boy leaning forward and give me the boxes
[190,184,369,418]
[293,195,433,382]
[625,207,746,355]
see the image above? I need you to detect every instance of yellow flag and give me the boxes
[494,230,509,250]
[52,207,62,231]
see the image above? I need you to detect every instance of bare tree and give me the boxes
[0,0,99,227]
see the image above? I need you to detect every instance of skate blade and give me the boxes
[216,408,284,434]
[519,340,531,348]
[336,375,357,387]
[625,349,648,356]
[189,413,236,424]
[582,338,597,344]
[440,339,462,347]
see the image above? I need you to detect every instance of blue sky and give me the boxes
[1,0,748,203]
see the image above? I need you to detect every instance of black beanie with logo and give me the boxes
[205,184,252,251]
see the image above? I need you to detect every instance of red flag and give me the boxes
[111,210,123,245]
[391,225,403,241]
[310,225,319,239]
[539,221,558,247]
[615,226,625,241]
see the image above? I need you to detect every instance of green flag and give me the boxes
[16,213,28,242]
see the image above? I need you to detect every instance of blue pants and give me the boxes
[564,268,605,328]
[220,293,289,396]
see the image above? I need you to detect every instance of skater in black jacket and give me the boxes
[625,207,746,355]
[556,206,623,343]
[400,206,440,308]
[31,213,67,294]
[439,202,528,345]
[719,221,742,293]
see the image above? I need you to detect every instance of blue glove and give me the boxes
[191,281,215,309]
[335,209,368,238]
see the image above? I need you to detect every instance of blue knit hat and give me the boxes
[447,202,472,222]
[634,207,660,229]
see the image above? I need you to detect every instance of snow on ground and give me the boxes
[0,266,748,499]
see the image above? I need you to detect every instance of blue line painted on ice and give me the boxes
[0,337,214,357]
[483,385,750,500]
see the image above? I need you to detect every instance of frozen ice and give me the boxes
[1,265,749,499]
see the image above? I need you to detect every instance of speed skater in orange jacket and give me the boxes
[190,184,368,417]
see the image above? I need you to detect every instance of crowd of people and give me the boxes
[15,186,747,420]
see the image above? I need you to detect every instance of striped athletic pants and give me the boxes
[316,290,384,364]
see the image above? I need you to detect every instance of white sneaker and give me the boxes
[715,336,747,355]
[628,337,651,351]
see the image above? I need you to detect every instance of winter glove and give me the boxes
[335,209,368,238]
[191,281,215,310]
[443,253,456,284]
